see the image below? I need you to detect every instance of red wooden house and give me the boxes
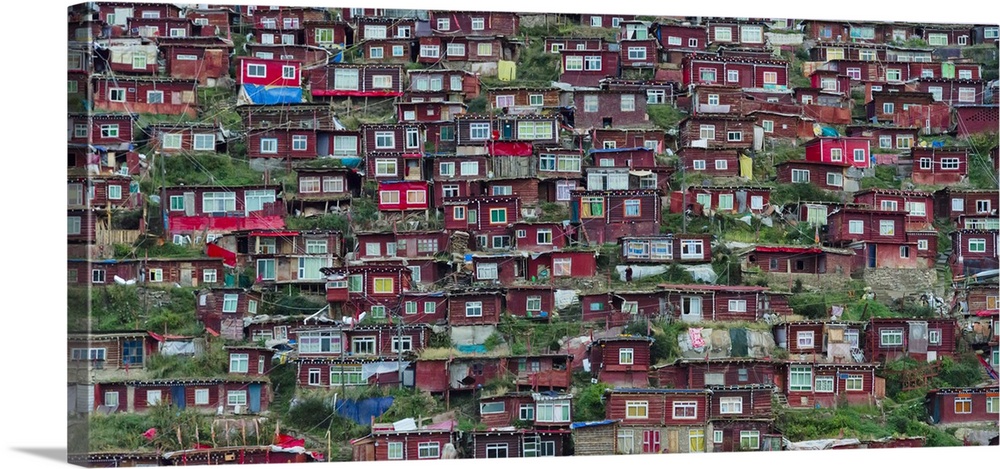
[235,56,300,87]
[429,11,520,36]
[655,23,709,57]
[571,189,661,244]
[352,421,457,461]
[406,69,481,101]
[245,43,331,64]
[344,324,430,359]
[853,189,935,230]
[592,128,666,154]
[707,383,780,452]
[309,64,405,99]
[582,14,635,29]
[91,75,198,117]
[211,228,344,291]
[67,112,135,147]
[69,257,223,289]
[925,385,999,425]
[681,54,789,89]
[911,147,969,185]
[619,38,659,69]
[867,91,950,133]
[126,17,195,39]
[677,114,755,149]
[355,230,449,260]
[650,358,780,389]
[195,288,264,340]
[184,7,236,39]
[67,331,157,373]
[809,42,887,62]
[94,378,270,414]
[673,186,772,215]
[467,429,569,458]
[809,69,851,96]
[377,181,429,212]
[302,20,351,52]
[325,263,414,319]
[146,123,225,155]
[354,16,416,41]
[250,6,326,30]
[677,147,741,177]
[588,336,654,388]
[512,222,567,253]
[158,37,235,86]
[915,78,987,106]
[543,37,605,53]
[748,111,815,140]
[478,392,536,428]
[431,155,488,207]
[865,317,959,363]
[934,188,1000,223]
[844,125,918,153]
[603,388,710,453]
[225,346,275,376]
[160,184,284,241]
[559,49,620,87]
[705,20,767,47]
[484,178,540,206]
[619,234,714,264]
[362,124,425,180]
[660,284,791,323]
[738,244,857,279]
[949,230,1000,279]
[399,292,449,325]
[98,38,158,75]
[536,148,584,204]
[443,195,521,237]
[512,357,574,391]
[825,205,907,246]
[486,87,560,111]
[804,136,871,169]
[447,288,504,327]
[288,166,362,215]
[415,35,506,67]
[573,90,649,129]
[782,362,880,408]
[454,114,560,146]
[293,355,407,389]
[773,320,867,362]
[774,160,853,191]
[93,3,184,36]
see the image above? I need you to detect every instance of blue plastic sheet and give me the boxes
[241,84,303,105]
[335,397,395,425]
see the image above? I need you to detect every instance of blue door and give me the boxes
[867,244,877,268]
[171,386,186,410]
[248,384,262,413]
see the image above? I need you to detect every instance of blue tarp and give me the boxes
[456,344,487,354]
[241,84,303,105]
[570,419,619,429]
[335,397,395,425]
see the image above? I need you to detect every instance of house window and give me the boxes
[727,131,742,142]
[719,397,743,414]
[436,17,450,30]
[100,124,119,138]
[446,43,466,57]
[418,442,440,459]
[537,229,553,245]
[815,376,835,393]
[107,185,123,200]
[485,443,508,459]
[553,257,572,276]
[790,366,813,391]
[192,134,215,151]
[373,277,394,294]
[741,25,763,43]
[976,200,992,213]
[465,301,483,317]
[928,328,942,345]
[680,240,703,259]
[883,102,895,114]
[879,220,895,236]
[847,67,862,79]
[699,68,717,82]
[829,148,843,162]
[740,431,760,450]
[108,88,126,102]
[619,348,634,365]
[969,238,987,253]
[853,149,866,163]
[584,56,602,70]
[67,216,81,236]
[590,16,602,27]
[621,94,636,112]
[954,398,972,414]
[791,169,810,183]
[849,220,864,234]
[491,235,511,249]
[230,353,249,373]
[386,441,403,460]
[880,329,904,346]
[528,94,544,106]
[886,69,902,81]
[715,27,732,42]
[791,329,816,349]
[827,172,843,187]
[958,87,976,103]
[583,95,599,112]
[351,336,376,355]
[281,65,296,80]
[958,69,973,79]
[374,131,396,149]
[727,299,747,313]
[627,47,647,60]
[647,89,666,104]
[718,194,734,211]
[672,401,697,419]
[896,136,913,149]
[470,123,491,140]
[879,135,892,149]
[477,43,493,57]
[258,138,278,154]
[375,159,397,176]
[625,400,647,418]
[900,245,910,258]
[476,263,497,280]
[624,199,641,217]
[202,192,235,213]
[927,33,948,46]
[688,38,699,47]
[565,56,583,71]
[489,208,507,224]
[826,48,845,60]
[419,44,440,58]
[987,396,999,414]
[146,390,162,406]
[699,125,716,140]
[526,296,542,312]
[763,71,777,84]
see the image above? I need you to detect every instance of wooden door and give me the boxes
[666,429,679,453]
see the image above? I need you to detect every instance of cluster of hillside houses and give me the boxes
[68,3,998,466]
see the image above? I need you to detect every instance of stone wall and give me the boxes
[862,268,937,300]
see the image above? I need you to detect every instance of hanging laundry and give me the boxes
[689,327,706,349]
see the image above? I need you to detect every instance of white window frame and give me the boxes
[465,301,483,317]
[797,331,815,349]
[619,348,634,365]
[719,397,743,414]
[880,329,904,346]
[672,401,698,419]
[625,400,647,419]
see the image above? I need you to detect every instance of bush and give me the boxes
[788,293,828,319]
[573,382,613,422]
